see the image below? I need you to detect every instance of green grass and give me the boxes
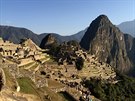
[17,77,71,101]
[17,77,38,95]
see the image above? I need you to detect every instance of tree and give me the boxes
[75,57,84,70]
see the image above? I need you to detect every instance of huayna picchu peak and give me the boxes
[92,14,112,26]
[80,14,132,73]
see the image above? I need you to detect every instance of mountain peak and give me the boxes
[45,34,55,39]
[80,15,132,73]
[97,14,108,19]
[80,15,112,50]
[40,34,57,49]
[92,14,111,27]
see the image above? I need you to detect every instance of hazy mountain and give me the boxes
[0,25,40,45]
[0,25,86,46]
[39,33,74,44]
[117,19,135,37]
[80,15,132,73]
[69,28,87,42]
[39,28,87,44]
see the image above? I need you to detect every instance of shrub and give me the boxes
[75,57,84,70]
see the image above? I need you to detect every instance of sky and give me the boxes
[0,0,135,35]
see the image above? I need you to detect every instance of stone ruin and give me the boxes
[0,38,19,57]
[0,37,46,59]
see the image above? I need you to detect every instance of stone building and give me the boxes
[0,38,19,56]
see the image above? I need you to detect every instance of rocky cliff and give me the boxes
[124,34,135,76]
[80,15,132,73]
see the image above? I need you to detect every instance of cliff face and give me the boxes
[80,15,132,73]
[124,34,135,76]
[124,34,135,64]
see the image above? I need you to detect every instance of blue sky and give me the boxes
[0,0,135,35]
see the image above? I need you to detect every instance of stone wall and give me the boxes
[18,57,34,66]
[34,54,46,60]
[0,38,19,57]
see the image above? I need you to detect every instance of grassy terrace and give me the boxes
[17,77,39,95]
[38,57,47,61]
[17,77,75,101]
[30,63,39,70]
[47,79,65,89]
[19,62,35,68]
[38,57,50,64]
[37,55,50,60]
[3,68,16,91]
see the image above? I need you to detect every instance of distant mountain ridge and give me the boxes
[117,19,135,37]
[0,25,86,46]
[35,28,87,44]
[0,25,40,45]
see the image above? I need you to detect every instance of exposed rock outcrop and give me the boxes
[80,15,132,73]
[124,34,135,76]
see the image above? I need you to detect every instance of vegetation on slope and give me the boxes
[84,74,135,101]
[17,77,39,95]
[17,77,69,101]
[75,57,84,70]
[47,41,85,70]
